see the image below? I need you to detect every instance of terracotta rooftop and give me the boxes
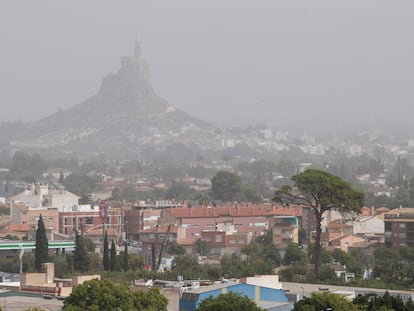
[166,204,301,218]
[8,223,30,232]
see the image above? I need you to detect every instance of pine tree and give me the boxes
[103,231,109,271]
[73,231,91,273]
[110,239,117,271]
[123,241,128,271]
[35,214,49,272]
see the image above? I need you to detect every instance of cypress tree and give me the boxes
[110,239,117,271]
[103,231,109,271]
[73,231,91,273]
[35,214,49,272]
[123,241,128,271]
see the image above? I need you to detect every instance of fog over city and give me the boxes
[1,1,414,128]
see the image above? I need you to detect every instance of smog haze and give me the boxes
[1,1,414,128]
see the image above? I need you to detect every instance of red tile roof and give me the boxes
[9,223,30,232]
[166,204,301,218]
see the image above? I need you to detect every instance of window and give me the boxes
[400,223,406,228]
[84,217,93,225]
[215,235,222,243]
[400,233,406,238]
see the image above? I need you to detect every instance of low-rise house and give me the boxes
[59,203,122,239]
[347,215,384,236]
[328,234,365,253]
[10,203,59,239]
[9,184,80,216]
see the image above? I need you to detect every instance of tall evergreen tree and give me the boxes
[123,241,128,271]
[103,231,109,271]
[73,231,91,273]
[35,214,49,272]
[274,169,364,273]
[110,239,117,271]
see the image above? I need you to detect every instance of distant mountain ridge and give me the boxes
[9,42,214,155]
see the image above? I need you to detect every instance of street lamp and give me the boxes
[261,237,265,274]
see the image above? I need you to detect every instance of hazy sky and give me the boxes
[1,1,414,127]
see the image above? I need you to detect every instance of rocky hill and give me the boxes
[9,42,215,157]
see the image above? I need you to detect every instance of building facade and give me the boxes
[384,208,414,248]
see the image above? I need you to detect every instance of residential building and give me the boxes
[269,216,299,249]
[9,184,80,220]
[384,208,414,248]
[59,204,122,239]
[328,234,365,253]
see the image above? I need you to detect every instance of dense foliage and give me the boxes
[294,292,360,311]
[196,292,265,311]
[294,291,414,311]
[73,231,91,273]
[63,278,168,311]
[211,170,262,203]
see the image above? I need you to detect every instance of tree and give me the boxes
[220,255,255,279]
[282,243,306,266]
[274,169,364,273]
[110,239,117,271]
[242,231,281,273]
[73,231,91,273]
[211,171,242,202]
[294,292,360,311]
[63,279,168,311]
[353,291,414,311]
[196,292,265,311]
[168,242,186,255]
[195,239,209,256]
[63,174,97,203]
[165,181,191,200]
[133,288,168,311]
[112,187,123,200]
[35,214,48,272]
[103,231,109,271]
